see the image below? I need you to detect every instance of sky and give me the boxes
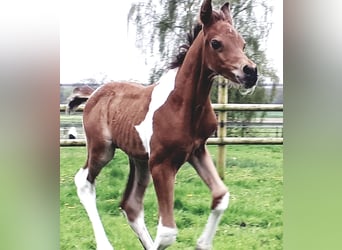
[60,0,283,84]
[60,0,150,83]
[264,0,283,83]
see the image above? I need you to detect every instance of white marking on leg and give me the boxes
[150,217,178,250]
[75,168,114,250]
[122,210,153,249]
[135,68,178,156]
[197,192,230,250]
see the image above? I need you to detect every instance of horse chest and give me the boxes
[150,104,217,153]
[192,103,218,139]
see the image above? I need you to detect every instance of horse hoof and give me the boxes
[96,245,114,250]
[195,243,212,250]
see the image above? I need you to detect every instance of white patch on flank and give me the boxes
[135,68,178,156]
[197,192,230,250]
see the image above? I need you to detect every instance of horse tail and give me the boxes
[66,86,95,114]
[66,96,91,114]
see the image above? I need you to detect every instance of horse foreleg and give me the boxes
[75,168,114,250]
[189,146,229,250]
[150,161,178,250]
[120,158,153,249]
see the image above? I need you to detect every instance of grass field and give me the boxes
[60,145,283,249]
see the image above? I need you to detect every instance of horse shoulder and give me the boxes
[195,102,217,141]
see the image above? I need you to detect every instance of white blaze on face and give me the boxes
[135,68,178,156]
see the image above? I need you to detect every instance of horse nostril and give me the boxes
[243,65,256,76]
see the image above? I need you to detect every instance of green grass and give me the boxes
[60,145,282,249]
[60,114,83,125]
[253,111,283,119]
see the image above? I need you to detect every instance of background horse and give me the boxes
[66,85,95,114]
[74,1,258,249]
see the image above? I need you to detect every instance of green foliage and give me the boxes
[60,145,282,249]
[128,0,280,127]
[60,85,73,104]
[228,86,267,125]
[127,0,279,84]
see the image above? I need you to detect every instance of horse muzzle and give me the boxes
[235,65,258,89]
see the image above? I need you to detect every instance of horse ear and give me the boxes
[221,2,233,24]
[200,0,212,25]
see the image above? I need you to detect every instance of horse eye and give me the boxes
[211,39,222,50]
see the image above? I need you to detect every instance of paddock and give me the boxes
[60,1,282,246]
[60,94,283,249]
[60,101,283,248]
[60,94,283,247]
[60,145,283,249]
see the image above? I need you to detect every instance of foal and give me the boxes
[74,1,258,249]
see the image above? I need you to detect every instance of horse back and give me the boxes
[83,82,154,159]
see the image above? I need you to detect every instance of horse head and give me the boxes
[200,0,258,89]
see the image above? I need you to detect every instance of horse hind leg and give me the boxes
[120,157,153,250]
[74,141,115,250]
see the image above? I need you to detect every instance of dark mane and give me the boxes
[169,23,203,69]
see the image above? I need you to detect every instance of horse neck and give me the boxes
[174,31,213,113]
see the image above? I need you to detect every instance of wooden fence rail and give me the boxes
[60,137,283,147]
[60,104,283,146]
[60,104,283,112]
[211,103,283,111]
[60,103,283,146]
[60,102,283,179]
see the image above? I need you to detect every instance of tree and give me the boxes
[80,72,108,85]
[128,0,279,83]
[128,0,280,133]
[128,0,199,83]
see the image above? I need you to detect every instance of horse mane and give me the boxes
[169,23,203,69]
[168,7,229,70]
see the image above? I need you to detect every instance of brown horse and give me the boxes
[74,1,258,249]
[65,85,95,114]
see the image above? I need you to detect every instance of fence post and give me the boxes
[217,77,228,180]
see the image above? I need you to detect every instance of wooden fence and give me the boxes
[59,103,283,147]
[60,103,283,113]
[60,137,283,147]
[60,82,283,179]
